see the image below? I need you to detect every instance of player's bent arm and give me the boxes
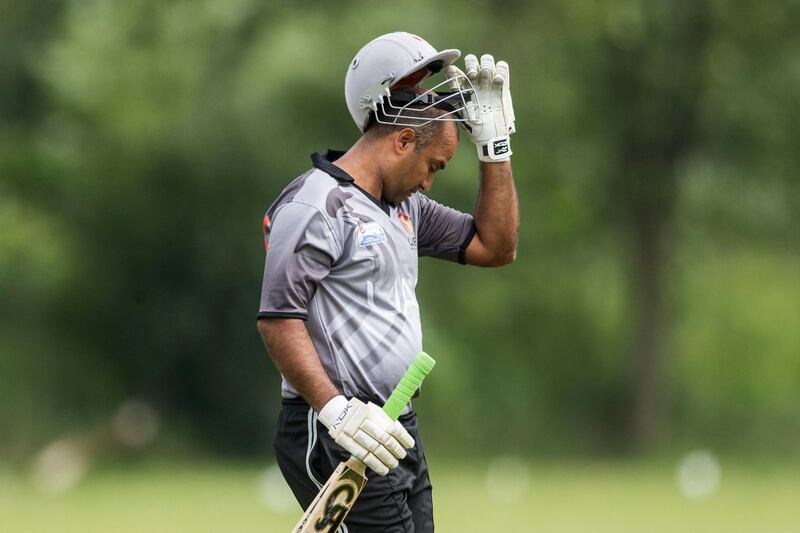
[464,160,519,267]
[256,317,340,412]
[257,317,414,475]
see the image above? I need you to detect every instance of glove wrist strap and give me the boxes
[317,394,350,432]
[477,136,512,162]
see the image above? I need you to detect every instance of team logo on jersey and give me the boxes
[397,212,414,236]
[397,211,417,248]
[355,222,386,247]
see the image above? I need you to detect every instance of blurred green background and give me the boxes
[2,0,799,531]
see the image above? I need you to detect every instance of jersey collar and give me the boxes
[311,150,353,183]
[311,150,394,215]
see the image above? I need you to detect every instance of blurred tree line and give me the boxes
[1,0,799,459]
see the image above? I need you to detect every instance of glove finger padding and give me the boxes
[493,71,505,87]
[333,433,364,459]
[335,433,370,464]
[390,420,415,450]
[364,402,415,451]
[447,64,481,123]
[366,440,400,470]
[464,54,480,81]
[352,427,380,453]
[336,432,394,476]
[362,453,390,477]
[479,54,495,86]
[361,418,407,460]
[446,65,466,91]
[496,61,510,89]
[496,61,516,134]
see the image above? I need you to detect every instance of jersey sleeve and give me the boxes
[258,201,342,320]
[416,194,476,264]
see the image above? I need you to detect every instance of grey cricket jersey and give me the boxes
[259,150,476,403]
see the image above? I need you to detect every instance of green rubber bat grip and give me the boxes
[382,352,436,421]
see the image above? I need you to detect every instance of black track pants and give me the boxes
[274,399,434,533]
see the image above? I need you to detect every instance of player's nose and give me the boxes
[420,177,434,192]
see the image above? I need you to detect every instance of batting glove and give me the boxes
[447,54,516,162]
[318,395,415,476]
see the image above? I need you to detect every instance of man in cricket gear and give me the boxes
[258,31,519,532]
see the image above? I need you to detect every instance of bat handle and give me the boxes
[382,352,436,421]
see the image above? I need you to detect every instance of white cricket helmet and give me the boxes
[344,32,478,132]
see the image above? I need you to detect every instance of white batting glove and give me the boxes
[447,54,516,162]
[318,395,415,476]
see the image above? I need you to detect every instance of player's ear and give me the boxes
[395,128,416,154]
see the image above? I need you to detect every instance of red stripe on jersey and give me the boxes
[262,215,271,252]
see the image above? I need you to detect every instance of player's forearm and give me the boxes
[256,317,340,412]
[473,160,519,264]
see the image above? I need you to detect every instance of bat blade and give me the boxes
[293,457,367,533]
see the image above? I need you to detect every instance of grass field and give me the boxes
[1,458,797,532]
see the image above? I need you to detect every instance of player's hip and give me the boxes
[273,401,433,532]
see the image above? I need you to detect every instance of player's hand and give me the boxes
[318,395,415,476]
[447,53,516,162]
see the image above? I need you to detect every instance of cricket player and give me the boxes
[257,32,518,532]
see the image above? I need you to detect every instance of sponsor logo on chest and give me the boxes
[355,222,386,247]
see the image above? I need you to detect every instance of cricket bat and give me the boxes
[291,351,436,533]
